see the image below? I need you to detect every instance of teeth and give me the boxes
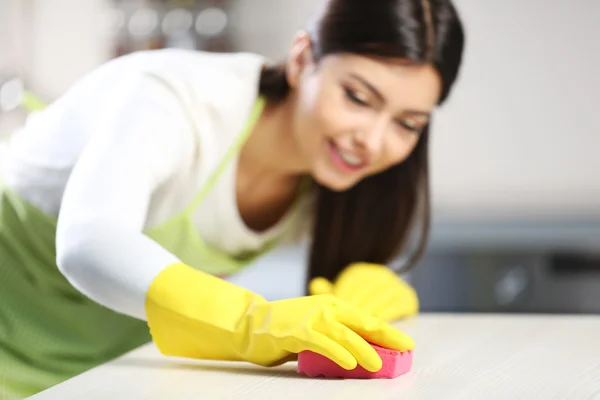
[337,148,363,166]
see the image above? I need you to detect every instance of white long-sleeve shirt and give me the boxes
[0,49,311,320]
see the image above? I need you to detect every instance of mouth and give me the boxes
[327,140,367,173]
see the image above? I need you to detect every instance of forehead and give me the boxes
[319,54,442,111]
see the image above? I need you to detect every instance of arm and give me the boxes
[55,66,413,372]
[56,71,195,320]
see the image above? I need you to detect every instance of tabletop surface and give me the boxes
[29,313,600,400]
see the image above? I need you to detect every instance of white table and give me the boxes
[29,313,600,399]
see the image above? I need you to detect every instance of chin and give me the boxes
[312,169,358,192]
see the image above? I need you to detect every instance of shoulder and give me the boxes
[138,49,269,139]
[27,49,269,156]
[91,49,267,107]
[95,49,268,147]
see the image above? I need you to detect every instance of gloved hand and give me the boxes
[309,262,419,322]
[145,263,414,372]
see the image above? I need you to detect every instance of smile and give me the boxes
[328,140,367,172]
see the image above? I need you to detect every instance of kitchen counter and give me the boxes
[29,313,600,399]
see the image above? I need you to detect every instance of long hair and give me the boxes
[259,0,465,286]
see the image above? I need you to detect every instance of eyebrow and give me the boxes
[348,73,431,117]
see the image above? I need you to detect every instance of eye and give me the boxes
[397,119,424,135]
[344,87,369,107]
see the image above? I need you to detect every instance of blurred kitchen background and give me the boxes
[1,0,599,314]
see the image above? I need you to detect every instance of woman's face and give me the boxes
[287,35,442,191]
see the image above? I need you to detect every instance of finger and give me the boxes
[376,291,419,322]
[335,271,370,300]
[357,278,418,317]
[377,306,409,323]
[350,283,388,312]
[336,306,415,352]
[335,264,391,301]
[283,331,358,370]
[314,319,383,372]
[365,290,400,321]
[265,353,298,367]
[309,277,334,296]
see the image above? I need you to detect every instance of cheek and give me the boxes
[377,135,420,169]
[298,88,345,148]
[311,82,346,128]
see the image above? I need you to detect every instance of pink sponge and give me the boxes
[297,344,413,379]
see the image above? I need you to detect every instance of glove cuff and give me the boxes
[145,263,266,359]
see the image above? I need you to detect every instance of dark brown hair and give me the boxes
[259,0,465,286]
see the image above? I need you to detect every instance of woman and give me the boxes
[0,0,464,397]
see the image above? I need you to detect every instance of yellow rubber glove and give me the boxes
[145,263,414,372]
[309,263,419,322]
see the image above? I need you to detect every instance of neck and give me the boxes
[239,94,308,183]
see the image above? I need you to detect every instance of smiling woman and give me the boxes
[0,0,464,397]
[257,0,464,282]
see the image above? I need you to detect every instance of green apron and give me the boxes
[0,96,293,399]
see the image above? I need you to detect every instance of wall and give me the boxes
[29,0,115,99]
[0,0,21,72]
[0,0,114,100]
[430,0,600,221]
[0,0,26,138]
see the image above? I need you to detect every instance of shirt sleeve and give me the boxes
[55,70,196,320]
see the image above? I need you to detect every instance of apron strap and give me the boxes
[183,96,266,215]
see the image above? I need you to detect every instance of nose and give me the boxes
[353,116,388,160]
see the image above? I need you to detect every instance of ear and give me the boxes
[285,31,314,89]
